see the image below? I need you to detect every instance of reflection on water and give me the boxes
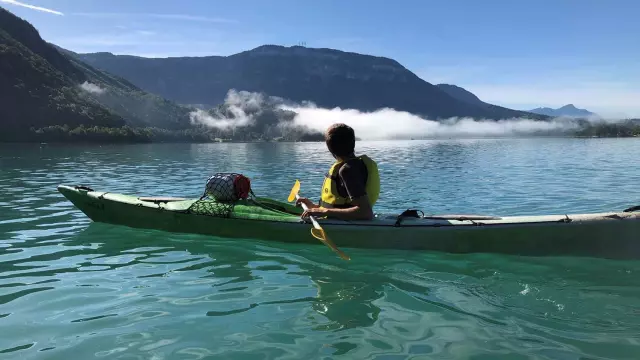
[1,139,640,358]
[3,224,640,358]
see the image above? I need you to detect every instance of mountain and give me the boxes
[188,90,325,142]
[436,84,485,107]
[528,104,596,118]
[0,7,195,142]
[436,83,597,120]
[74,46,548,121]
[0,7,123,140]
[436,83,550,119]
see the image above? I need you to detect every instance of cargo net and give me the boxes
[186,199,236,218]
[184,173,252,218]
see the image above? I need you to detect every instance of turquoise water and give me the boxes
[1,138,640,359]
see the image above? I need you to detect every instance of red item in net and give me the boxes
[233,174,251,200]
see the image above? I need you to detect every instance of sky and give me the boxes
[2,0,639,117]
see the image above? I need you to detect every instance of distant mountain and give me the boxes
[0,6,195,141]
[74,46,548,121]
[436,83,549,119]
[528,104,596,118]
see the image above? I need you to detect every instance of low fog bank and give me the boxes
[189,90,638,140]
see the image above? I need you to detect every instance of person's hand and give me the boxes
[295,197,315,209]
[302,207,328,219]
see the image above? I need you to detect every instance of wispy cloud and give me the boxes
[79,81,106,95]
[0,0,63,15]
[189,90,589,139]
[70,12,235,23]
[134,30,156,36]
[189,90,272,130]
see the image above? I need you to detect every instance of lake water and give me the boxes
[1,138,639,359]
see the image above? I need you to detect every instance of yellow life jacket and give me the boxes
[319,154,380,208]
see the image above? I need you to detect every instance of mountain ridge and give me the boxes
[0,7,333,143]
[74,46,548,121]
[528,104,596,118]
[436,84,486,107]
[0,6,202,141]
[15,6,636,143]
[435,83,551,120]
[0,7,124,139]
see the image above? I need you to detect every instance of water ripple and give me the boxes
[1,140,639,359]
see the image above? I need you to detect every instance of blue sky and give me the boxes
[2,0,639,117]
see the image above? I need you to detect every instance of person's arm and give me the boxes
[322,195,373,220]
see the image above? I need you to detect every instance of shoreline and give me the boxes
[1,135,638,146]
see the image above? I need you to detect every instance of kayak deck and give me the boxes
[57,184,640,259]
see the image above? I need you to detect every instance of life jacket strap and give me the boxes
[325,172,339,180]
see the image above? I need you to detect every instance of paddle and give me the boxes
[287,180,350,261]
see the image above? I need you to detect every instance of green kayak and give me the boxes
[57,184,640,259]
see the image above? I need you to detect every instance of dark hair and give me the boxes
[325,123,355,157]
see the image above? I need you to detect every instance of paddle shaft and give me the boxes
[288,180,350,260]
[295,194,322,230]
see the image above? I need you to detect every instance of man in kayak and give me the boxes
[296,123,380,221]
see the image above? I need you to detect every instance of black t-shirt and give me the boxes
[336,158,368,201]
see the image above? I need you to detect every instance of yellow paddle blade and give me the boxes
[288,179,350,261]
[310,228,351,261]
[287,180,301,202]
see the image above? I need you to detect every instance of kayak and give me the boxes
[57,184,640,259]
